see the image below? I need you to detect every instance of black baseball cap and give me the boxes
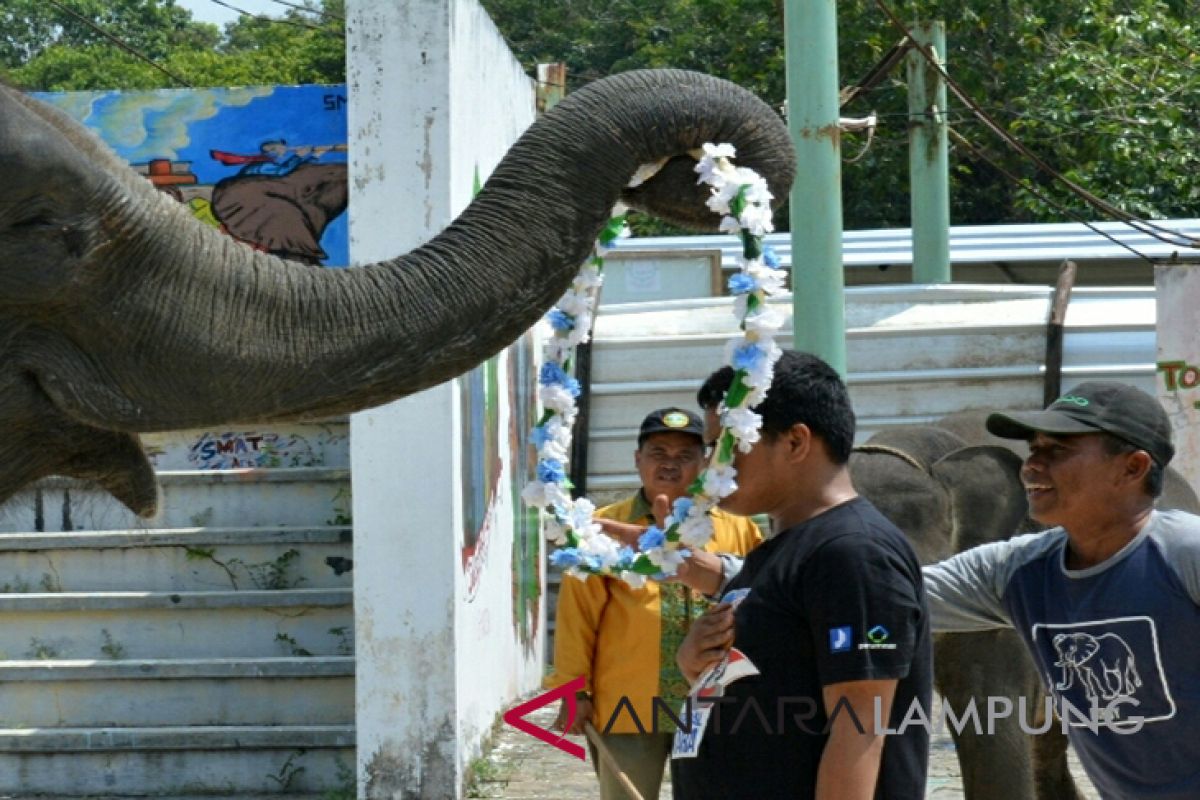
[638,408,705,447]
[986,382,1174,465]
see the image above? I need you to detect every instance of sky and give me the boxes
[174,0,288,28]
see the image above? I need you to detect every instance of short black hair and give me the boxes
[1100,433,1164,498]
[696,350,856,464]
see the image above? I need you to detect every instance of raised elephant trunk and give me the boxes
[0,70,794,515]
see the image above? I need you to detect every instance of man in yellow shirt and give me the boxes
[545,407,762,800]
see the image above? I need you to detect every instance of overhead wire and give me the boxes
[265,0,344,22]
[871,0,1200,249]
[44,0,193,87]
[948,127,1155,264]
[205,0,342,36]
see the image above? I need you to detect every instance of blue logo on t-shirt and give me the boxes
[830,626,853,653]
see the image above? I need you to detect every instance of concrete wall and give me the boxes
[346,1,540,797]
[1155,265,1200,488]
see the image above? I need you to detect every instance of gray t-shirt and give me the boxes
[924,509,1200,799]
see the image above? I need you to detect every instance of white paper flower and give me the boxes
[579,533,622,569]
[557,289,592,317]
[702,464,739,499]
[539,384,577,414]
[568,498,596,531]
[718,215,742,235]
[647,546,689,573]
[543,518,569,545]
[743,307,785,337]
[619,571,648,589]
[723,406,763,453]
[678,512,715,548]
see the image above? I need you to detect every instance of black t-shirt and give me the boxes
[672,497,932,799]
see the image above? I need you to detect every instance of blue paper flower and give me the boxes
[530,425,552,449]
[537,458,566,484]
[539,362,581,397]
[549,548,583,568]
[617,546,636,568]
[763,246,781,268]
[548,309,576,331]
[638,525,667,551]
[732,341,768,371]
[672,496,694,522]
[539,362,568,385]
[727,273,758,295]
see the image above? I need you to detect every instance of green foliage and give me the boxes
[100,628,126,659]
[5,0,1198,223]
[26,638,60,660]
[3,0,345,90]
[483,0,1200,225]
[275,632,314,657]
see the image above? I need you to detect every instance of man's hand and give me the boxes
[551,695,592,735]
[676,602,735,683]
[671,549,725,596]
[595,493,673,548]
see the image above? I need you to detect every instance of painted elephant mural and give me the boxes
[850,411,1199,800]
[0,70,795,515]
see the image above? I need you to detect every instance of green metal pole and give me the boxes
[907,20,951,283]
[785,0,846,375]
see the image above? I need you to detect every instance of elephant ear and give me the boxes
[1160,466,1200,514]
[932,445,1029,554]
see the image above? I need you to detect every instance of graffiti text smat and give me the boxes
[189,432,317,470]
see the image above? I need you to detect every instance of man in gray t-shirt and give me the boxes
[924,382,1200,799]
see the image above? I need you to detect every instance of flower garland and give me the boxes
[521,143,786,588]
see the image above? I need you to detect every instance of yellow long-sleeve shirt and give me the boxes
[545,493,762,734]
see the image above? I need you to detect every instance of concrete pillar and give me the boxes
[346,1,539,797]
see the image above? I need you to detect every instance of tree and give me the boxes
[2,0,345,90]
[483,0,1200,227]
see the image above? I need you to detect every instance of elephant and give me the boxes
[0,70,794,516]
[849,412,1200,800]
[1051,632,1142,703]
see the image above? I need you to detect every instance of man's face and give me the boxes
[635,431,705,502]
[702,406,784,518]
[1022,432,1131,529]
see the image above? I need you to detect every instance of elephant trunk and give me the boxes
[1,70,792,514]
[51,70,795,429]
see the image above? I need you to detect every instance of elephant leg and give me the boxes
[1030,703,1084,800]
[935,630,1038,800]
[0,372,157,516]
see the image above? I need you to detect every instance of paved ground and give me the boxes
[468,701,1101,799]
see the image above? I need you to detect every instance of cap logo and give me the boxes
[1055,395,1090,408]
[662,411,690,428]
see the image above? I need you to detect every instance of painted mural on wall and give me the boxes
[34,85,349,266]
[460,356,503,600]
[508,332,543,651]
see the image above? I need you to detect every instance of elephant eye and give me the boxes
[9,213,55,231]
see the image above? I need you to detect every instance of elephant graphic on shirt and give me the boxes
[1052,632,1143,703]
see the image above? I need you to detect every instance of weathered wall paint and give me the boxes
[347,0,541,797]
[1155,265,1200,488]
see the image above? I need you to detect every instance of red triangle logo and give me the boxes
[502,675,587,760]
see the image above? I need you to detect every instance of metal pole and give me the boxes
[785,0,846,375]
[907,20,951,283]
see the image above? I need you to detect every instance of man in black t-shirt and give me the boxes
[672,351,932,799]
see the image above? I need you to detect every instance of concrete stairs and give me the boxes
[0,424,355,797]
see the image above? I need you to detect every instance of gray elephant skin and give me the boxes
[0,70,794,515]
[850,412,1199,800]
